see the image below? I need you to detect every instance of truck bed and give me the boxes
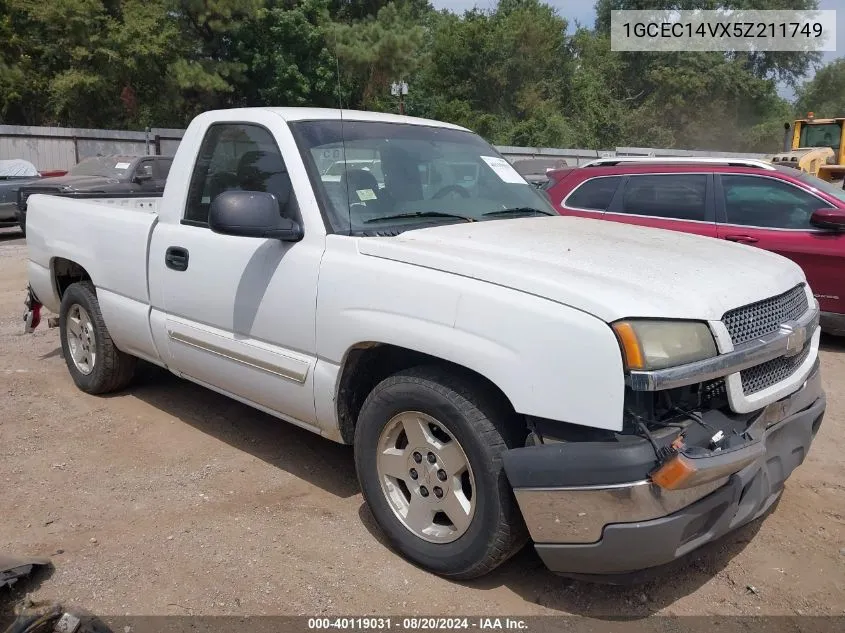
[26,194,161,362]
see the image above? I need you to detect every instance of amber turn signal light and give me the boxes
[611,322,645,370]
[650,453,697,490]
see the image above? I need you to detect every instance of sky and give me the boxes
[428,0,845,100]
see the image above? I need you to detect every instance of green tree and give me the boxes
[167,0,265,120]
[0,0,265,127]
[415,0,573,146]
[0,0,119,126]
[331,2,426,108]
[594,0,821,86]
[0,0,827,155]
[794,58,845,119]
[234,0,338,108]
[583,0,808,151]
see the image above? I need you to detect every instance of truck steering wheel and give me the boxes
[431,184,470,199]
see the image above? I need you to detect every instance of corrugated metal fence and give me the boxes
[0,125,184,171]
[0,124,768,172]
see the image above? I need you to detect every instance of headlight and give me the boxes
[611,320,717,371]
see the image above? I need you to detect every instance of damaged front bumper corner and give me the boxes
[503,363,825,577]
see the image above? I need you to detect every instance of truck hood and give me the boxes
[357,216,806,323]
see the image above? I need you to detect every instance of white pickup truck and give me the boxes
[23,107,826,580]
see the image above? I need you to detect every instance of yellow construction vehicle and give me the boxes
[770,113,845,184]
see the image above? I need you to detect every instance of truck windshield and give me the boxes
[798,122,841,150]
[290,119,555,235]
[69,157,134,179]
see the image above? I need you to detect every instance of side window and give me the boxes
[564,176,622,211]
[156,158,173,180]
[721,175,828,229]
[184,123,290,225]
[620,174,708,221]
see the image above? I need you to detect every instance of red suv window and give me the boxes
[720,175,829,229]
[618,174,708,221]
[563,176,622,211]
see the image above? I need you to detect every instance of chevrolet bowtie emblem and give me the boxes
[782,323,806,357]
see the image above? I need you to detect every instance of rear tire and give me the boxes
[59,281,136,394]
[354,365,528,579]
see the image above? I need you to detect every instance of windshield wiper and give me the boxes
[364,211,476,224]
[482,207,555,218]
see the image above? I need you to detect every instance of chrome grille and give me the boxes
[722,285,808,346]
[740,343,812,395]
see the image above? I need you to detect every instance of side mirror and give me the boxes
[810,208,845,231]
[208,191,304,242]
[134,173,153,184]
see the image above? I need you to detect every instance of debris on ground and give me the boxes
[0,557,50,591]
[2,602,114,633]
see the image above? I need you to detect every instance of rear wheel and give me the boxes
[59,281,136,394]
[354,365,527,579]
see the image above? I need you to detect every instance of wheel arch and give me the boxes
[51,257,93,299]
[335,342,520,446]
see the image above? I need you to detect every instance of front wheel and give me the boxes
[354,365,527,579]
[59,281,136,394]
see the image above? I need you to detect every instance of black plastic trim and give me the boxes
[503,434,658,488]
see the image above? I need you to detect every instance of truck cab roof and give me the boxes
[198,107,470,131]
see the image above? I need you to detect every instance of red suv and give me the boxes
[544,158,845,335]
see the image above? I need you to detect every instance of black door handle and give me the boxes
[165,246,189,271]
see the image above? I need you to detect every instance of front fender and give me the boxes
[317,246,625,432]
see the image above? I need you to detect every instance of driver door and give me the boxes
[148,121,323,427]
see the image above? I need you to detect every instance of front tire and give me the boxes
[354,365,528,579]
[59,281,136,394]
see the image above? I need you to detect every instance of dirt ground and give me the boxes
[1,225,844,621]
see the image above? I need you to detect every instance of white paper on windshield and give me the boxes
[356,189,377,201]
[114,162,131,169]
[480,156,526,184]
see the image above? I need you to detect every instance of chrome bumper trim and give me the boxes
[514,365,822,545]
[514,477,729,544]
[627,306,819,391]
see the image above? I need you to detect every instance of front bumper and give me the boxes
[504,364,825,576]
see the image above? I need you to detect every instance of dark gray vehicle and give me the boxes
[16,155,172,234]
[510,157,570,188]
[0,159,51,225]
